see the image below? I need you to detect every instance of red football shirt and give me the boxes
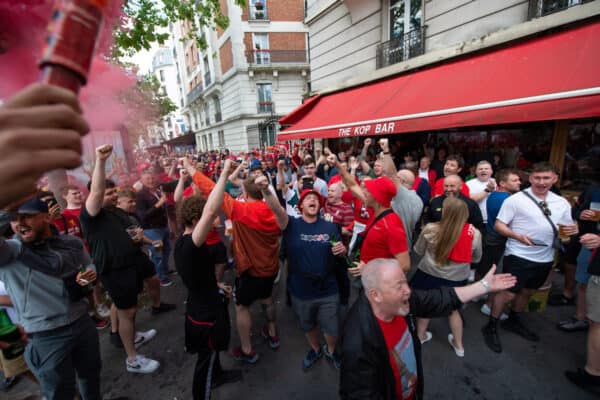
[360,212,407,263]
[431,178,470,198]
[377,316,418,400]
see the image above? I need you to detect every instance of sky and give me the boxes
[123,45,158,76]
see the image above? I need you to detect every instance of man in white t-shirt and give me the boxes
[481,162,578,353]
[293,159,328,198]
[467,161,496,224]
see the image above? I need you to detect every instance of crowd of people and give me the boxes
[0,83,599,400]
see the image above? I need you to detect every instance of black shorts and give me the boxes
[477,231,507,277]
[207,242,227,265]
[503,255,553,293]
[101,263,154,309]
[234,272,276,307]
[563,238,582,265]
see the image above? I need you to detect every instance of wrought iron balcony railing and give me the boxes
[246,50,308,65]
[257,101,274,114]
[528,0,594,19]
[376,26,426,69]
[186,83,203,105]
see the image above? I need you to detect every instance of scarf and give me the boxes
[447,224,474,263]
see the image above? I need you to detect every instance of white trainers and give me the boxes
[420,331,432,344]
[134,329,157,349]
[126,354,160,374]
[480,303,508,321]
[448,334,465,357]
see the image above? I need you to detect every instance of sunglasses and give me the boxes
[539,201,551,216]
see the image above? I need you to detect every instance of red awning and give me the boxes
[278,21,600,141]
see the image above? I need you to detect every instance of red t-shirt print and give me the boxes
[360,213,408,263]
[377,316,418,400]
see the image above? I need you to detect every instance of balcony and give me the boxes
[246,50,309,66]
[214,112,222,122]
[186,83,203,105]
[204,71,212,86]
[376,26,426,69]
[257,101,274,114]
[527,0,594,19]
[249,3,269,20]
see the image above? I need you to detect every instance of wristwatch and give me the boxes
[484,188,491,193]
[480,278,491,294]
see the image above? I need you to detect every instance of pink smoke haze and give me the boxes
[0,0,139,131]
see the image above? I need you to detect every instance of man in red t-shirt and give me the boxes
[431,154,470,198]
[340,258,517,399]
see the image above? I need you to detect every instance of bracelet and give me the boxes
[480,278,491,294]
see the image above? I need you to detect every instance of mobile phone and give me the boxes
[530,240,548,246]
[302,177,314,189]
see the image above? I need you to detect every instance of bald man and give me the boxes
[340,258,516,400]
[426,175,484,232]
[390,169,423,249]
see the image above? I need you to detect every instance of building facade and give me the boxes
[280,0,599,190]
[173,0,310,152]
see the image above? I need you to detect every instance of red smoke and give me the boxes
[0,0,136,131]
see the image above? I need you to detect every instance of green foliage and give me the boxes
[114,0,247,57]
[140,74,178,117]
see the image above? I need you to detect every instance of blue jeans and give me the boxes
[144,227,171,281]
[25,315,101,400]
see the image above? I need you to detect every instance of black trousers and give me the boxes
[192,350,223,400]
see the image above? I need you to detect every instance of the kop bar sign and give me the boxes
[338,122,395,137]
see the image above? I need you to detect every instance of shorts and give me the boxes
[477,231,506,277]
[207,242,227,265]
[586,276,600,323]
[576,247,593,285]
[0,350,28,378]
[563,238,582,265]
[234,272,276,307]
[101,263,154,309]
[410,269,467,290]
[502,255,553,293]
[291,293,340,336]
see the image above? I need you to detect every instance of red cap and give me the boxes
[298,189,323,211]
[364,176,397,208]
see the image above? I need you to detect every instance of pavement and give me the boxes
[5,266,598,400]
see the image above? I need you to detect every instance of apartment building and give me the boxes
[149,47,187,144]
[174,0,310,152]
[280,0,600,188]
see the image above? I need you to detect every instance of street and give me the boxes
[10,267,596,400]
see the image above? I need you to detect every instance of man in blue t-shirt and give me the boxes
[478,169,521,327]
[256,175,347,371]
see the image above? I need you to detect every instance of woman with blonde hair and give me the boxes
[411,196,482,357]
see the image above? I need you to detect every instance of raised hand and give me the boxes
[96,144,113,161]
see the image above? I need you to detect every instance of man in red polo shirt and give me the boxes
[431,155,470,198]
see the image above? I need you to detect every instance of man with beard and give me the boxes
[426,175,484,233]
[80,145,159,374]
[340,258,516,400]
[0,197,101,399]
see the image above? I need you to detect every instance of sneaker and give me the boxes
[565,368,600,396]
[231,346,259,364]
[501,313,540,342]
[126,354,160,374]
[557,316,589,332]
[212,369,243,389]
[547,293,575,306]
[480,303,509,321]
[447,334,464,357]
[322,344,342,369]
[420,331,432,345]
[482,323,502,353]
[92,315,109,330]
[110,332,124,348]
[261,325,280,350]
[96,304,111,319]
[151,302,176,315]
[302,348,322,371]
[159,278,174,287]
[135,329,157,349]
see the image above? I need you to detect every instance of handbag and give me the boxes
[521,190,566,254]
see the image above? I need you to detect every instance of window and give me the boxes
[250,0,268,19]
[202,135,208,151]
[166,118,172,127]
[203,56,211,85]
[159,70,165,82]
[204,103,210,125]
[257,83,273,113]
[208,133,214,149]
[218,130,225,147]
[252,33,270,65]
[389,0,422,40]
[214,97,222,122]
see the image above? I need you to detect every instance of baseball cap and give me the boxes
[17,198,49,215]
[364,176,397,208]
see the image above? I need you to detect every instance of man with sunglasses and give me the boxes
[482,162,577,353]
